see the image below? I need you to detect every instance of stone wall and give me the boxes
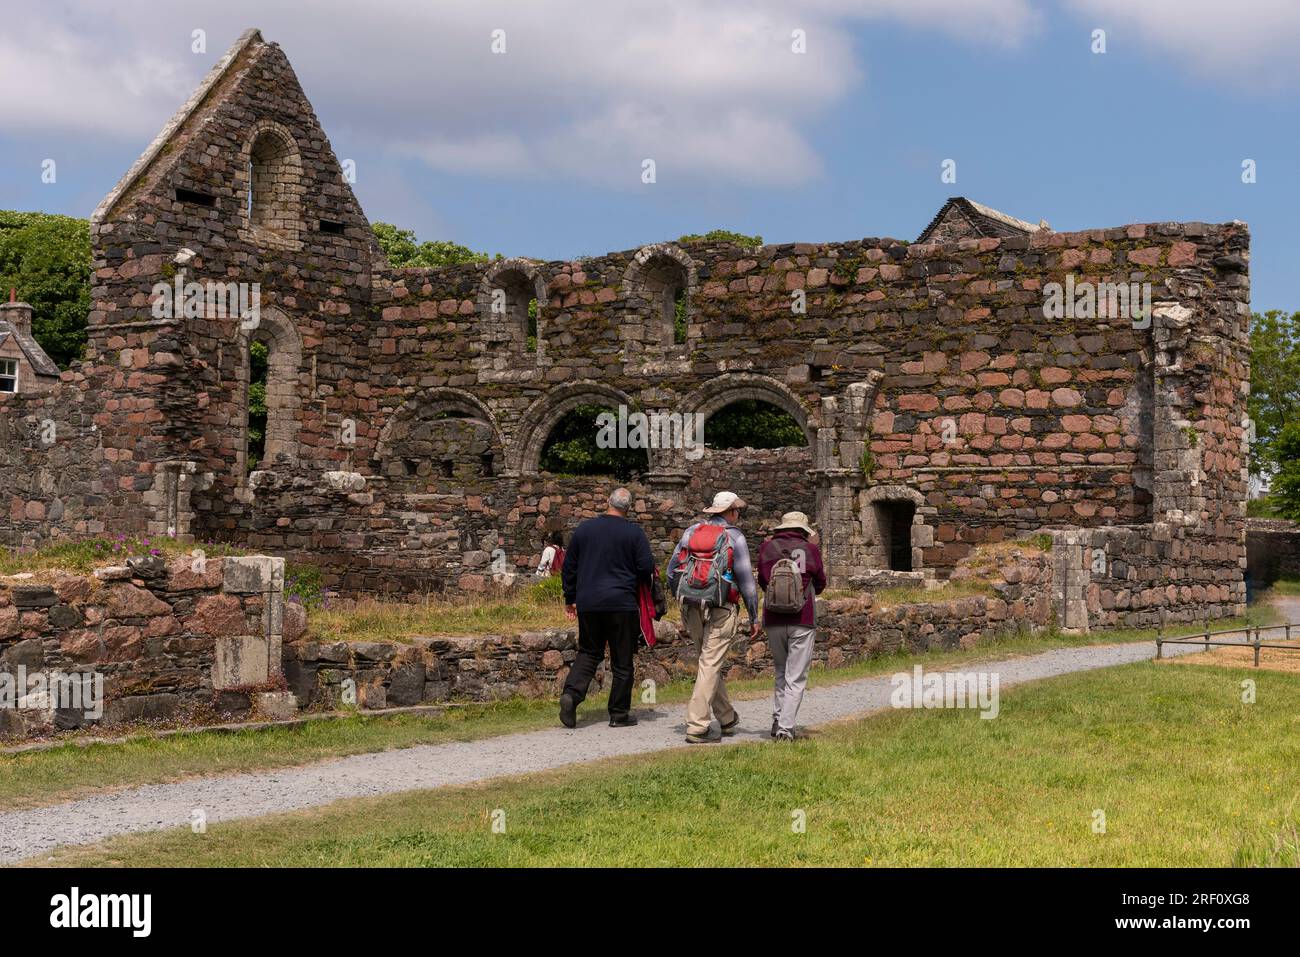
[284,546,1054,709]
[0,554,298,739]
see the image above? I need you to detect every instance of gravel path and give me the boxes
[0,633,1248,861]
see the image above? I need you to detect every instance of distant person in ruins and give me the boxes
[535,531,565,577]
[558,488,655,729]
[667,491,760,744]
[757,511,826,741]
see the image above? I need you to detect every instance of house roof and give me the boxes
[0,317,60,378]
[917,196,1046,244]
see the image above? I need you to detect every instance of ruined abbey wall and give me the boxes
[0,30,1252,629]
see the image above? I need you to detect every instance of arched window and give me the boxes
[244,123,303,244]
[623,245,696,348]
[373,391,504,484]
[640,253,689,345]
[538,404,649,480]
[703,399,808,450]
[480,261,546,357]
[240,308,302,474]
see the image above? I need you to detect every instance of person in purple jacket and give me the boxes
[756,511,827,740]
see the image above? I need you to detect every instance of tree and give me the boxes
[1248,309,1300,476]
[539,405,647,479]
[371,222,493,267]
[0,210,91,368]
[247,340,268,470]
[1270,422,1300,519]
[704,400,806,449]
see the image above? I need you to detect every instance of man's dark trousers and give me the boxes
[563,610,638,719]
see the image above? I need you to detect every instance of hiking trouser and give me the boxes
[563,610,638,719]
[766,623,816,733]
[683,603,741,736]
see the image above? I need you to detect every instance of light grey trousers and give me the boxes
[767,624,816,732]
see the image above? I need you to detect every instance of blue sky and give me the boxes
[1,0,1297,310]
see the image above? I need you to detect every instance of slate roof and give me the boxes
[0,316,60,378]
[917,197,1045,244]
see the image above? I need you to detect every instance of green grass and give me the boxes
[0,613,1266,812]
[309,593,571,641]
[1267,575,1300,598]
[1247,496,1281,519]
[0,536,213,576]
[870,579,996,607]
[37,661,1300,867]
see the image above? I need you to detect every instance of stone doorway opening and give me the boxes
[875,500,916,571]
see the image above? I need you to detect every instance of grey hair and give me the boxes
[609,487,633,512]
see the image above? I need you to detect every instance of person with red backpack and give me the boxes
[535,531,565,577]
[666,491,760,744]
[757,512,826,741]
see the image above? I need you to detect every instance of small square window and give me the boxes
[0,358,18,393]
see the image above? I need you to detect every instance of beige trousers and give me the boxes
[682,603,741,736]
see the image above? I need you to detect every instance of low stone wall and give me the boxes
[284,548,1054,709]
[0,554,299,740]
[1246,518,1300,591]
[1052,523,1246,631]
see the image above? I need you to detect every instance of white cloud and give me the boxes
[0,0,1041,188]
[1067,0,1300,87]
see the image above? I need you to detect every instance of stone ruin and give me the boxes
[0,28,1253,633]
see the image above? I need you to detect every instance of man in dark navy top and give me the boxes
[559,487,655,728]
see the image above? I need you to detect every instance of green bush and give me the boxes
[528,574,565,604]
[286,562,326,609]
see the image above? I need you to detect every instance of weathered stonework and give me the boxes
[285,547,1055,710]
[0,29,1251,631]
[0,554,291,739]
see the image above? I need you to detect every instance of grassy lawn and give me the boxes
[37,660,1300,867]
[309,591,571,641]
[0,613,1268,811]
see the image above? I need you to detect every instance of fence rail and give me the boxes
[1156,619,1298,668]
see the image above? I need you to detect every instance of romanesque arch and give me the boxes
[508,380,646,475]
[478,258,548,357]
[622,243,697,347]
[372,388,504,482]
[238,305,303,472]
[374,388,503,460]
[239,120,305,247]
[685,373,818,458]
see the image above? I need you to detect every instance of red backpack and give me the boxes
[550,546,565,576]
[676,523,737,607]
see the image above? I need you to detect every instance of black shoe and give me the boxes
[609,714,638,727]
[559,693,577,728]
[771,718,779,738]
[720,715,741,737]
[775,728,795,742]
[685,732,716,744]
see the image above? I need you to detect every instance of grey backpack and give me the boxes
[765,546,806,614]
